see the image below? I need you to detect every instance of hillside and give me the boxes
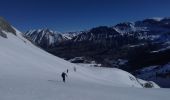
[1,17,170,100]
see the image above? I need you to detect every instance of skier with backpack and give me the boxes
[61,72,67,82]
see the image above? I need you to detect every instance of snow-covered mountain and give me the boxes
[25,17,170,45]
[24,29,84,49]
[73,17,170,42]
[114,18,170,41]
[62,31,84,40]
[24,29,70,48]
[1,17,169,100]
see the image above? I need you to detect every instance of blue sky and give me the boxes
[1,0,170,32]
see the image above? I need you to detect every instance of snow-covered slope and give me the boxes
[0,31,144,87]
[1,30,169,100]
[0,18,170,100]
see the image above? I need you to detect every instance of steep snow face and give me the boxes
[24,29,68,48]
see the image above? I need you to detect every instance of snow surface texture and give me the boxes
[0,29,170,100]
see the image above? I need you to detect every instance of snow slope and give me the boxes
[0,28,170,100]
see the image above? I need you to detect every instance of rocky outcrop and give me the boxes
[0,17,16,35]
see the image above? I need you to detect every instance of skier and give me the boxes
[61,72,67,82]
[73,67,76,72]
[66,69,69,73]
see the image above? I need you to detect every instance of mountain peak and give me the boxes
[24,28,69,48]
[150,17,163,21]
[41,28,53,33]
